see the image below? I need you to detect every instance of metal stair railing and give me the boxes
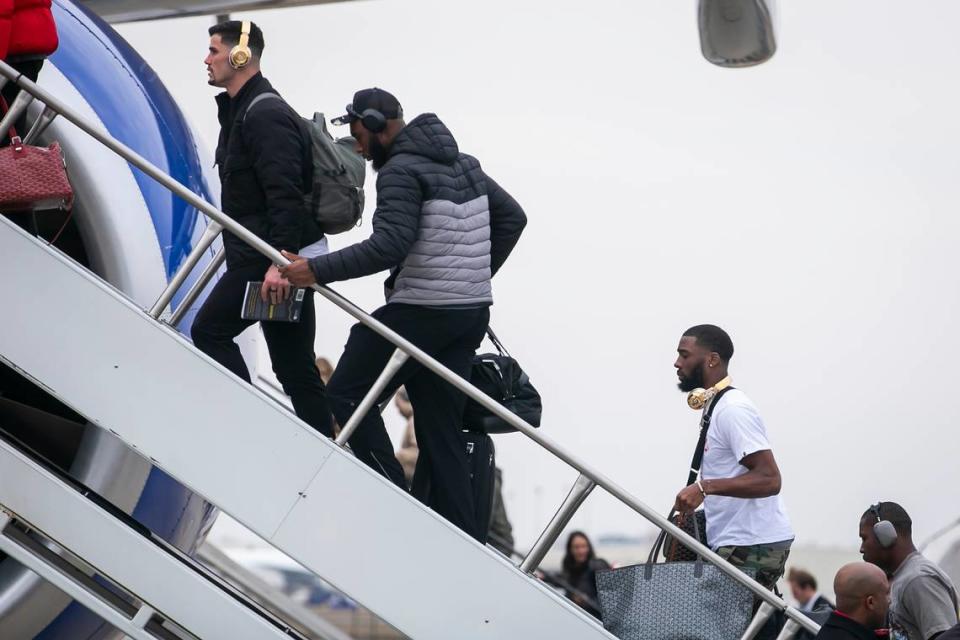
[0,59,817,638]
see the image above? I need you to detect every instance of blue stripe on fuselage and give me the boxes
[36,4,219,638]
[50,0,213,278]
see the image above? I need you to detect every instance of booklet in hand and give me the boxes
[241,282,306,323]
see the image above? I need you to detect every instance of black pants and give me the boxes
[327,303,489,541]
[1,59,44,142]
[190,262,333,436]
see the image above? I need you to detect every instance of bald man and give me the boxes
[815,563,890,639]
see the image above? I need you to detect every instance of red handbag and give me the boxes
[0,96,74,213]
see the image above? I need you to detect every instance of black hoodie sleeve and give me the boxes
[485,174,527,276]
[243,105,309,255]
[308,162,423,284]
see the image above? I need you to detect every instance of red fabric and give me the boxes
[834,611,889,638]
[7,0,57,58]
[0,0,13,60]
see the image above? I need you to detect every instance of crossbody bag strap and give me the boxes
[685,385,735,486]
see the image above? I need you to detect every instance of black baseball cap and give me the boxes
[331,88,404,126]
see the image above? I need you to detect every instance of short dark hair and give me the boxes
[683,324,734,362]
[209,20,265,60]
[862,501,912,537]
[787,567,817,590]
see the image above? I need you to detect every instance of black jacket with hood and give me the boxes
[307,113,526,306]
[214,73,319,269]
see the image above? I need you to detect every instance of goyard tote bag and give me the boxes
[596,520,756,640]
[0,96,74,213]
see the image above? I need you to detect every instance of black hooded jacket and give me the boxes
[214,73,319,269]
[307,113,526,305]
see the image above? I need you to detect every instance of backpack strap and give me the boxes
[685,385,735,486]
[242,92,283,122]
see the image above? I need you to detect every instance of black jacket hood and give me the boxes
[388,113,459,165]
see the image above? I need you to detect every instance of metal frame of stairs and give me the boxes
[0,59,819,640]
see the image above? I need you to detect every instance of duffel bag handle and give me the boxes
[484,326,517,398]
[485,326,510,358]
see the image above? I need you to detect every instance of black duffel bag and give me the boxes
[462,328,542,434]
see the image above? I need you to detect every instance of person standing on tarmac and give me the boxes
[281,88,527,543]
[191,20,333,436]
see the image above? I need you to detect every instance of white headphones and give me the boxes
[869,502,899,549]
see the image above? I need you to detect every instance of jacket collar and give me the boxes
[824,611,882,640]
[215,72,272,127]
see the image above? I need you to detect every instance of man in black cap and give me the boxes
[281,88,527,542]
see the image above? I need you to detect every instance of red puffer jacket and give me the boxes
[0,0,13,60]
[7,0,57,59]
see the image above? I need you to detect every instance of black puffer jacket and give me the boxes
[214,73,319,269]
[308,114,526,306]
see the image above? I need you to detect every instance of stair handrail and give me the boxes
[0,59,817,637]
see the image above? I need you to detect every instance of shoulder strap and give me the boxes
[685,385,735,486]
[242,92,283,122]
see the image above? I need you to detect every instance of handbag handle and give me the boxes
[646,509,705,579]
[652,509,702,564]
[0,96,17,143]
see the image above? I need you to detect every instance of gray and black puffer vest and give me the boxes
[386,115,492,306]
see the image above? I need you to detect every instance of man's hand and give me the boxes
[674,483,705,513]
[261,264,291,305]
[278,250,317,287]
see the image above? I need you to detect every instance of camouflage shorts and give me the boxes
[715,539,793,590]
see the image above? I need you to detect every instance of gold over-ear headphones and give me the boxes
[229,21,253,69]
[687,376,732,410]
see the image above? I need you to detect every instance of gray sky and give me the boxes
[117,0,960,552]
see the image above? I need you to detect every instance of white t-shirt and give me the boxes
[701,388,794,549]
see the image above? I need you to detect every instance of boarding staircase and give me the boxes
[0,60,820,640]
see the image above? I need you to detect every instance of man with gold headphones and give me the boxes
[673,324,794,592]
[192,20,333,437]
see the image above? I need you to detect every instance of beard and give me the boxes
[369,136,390,172]
[677,362,706,392]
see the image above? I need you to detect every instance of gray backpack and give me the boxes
[245,95,366,234]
